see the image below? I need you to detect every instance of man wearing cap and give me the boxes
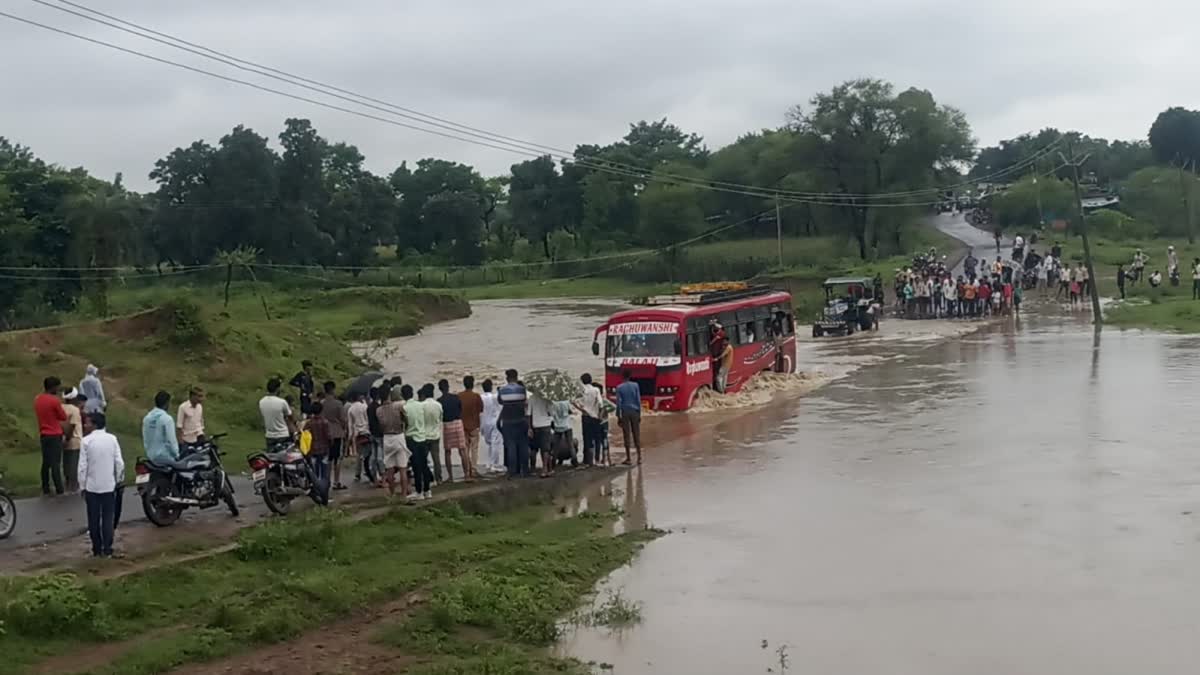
[62,388,85,492]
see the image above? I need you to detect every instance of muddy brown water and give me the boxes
[375,299,1200,674]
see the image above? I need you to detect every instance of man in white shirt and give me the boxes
[259,378,295,448]
[346,392,371,483]
[574,374,603,466]
[528,392,553,474]
[78,412,124,558]
[177,387,206,449]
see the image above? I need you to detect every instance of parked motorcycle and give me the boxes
[0,471,16,540]
[134,433,238,526]
[247,442,328,516]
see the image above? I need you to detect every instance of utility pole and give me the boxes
[1032,162,1045,227]
[1178,158,1194,245]
[1060,142,1103,323]
[775,196,784,268]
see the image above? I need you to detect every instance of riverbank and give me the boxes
[0,286,469,496]
[0,466,659,675]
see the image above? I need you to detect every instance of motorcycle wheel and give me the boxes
[262,472,291,516]
[0,493,16,540]
[222,476,240,517]
[142,477,182,527]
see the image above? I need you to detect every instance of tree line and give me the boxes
[4,78,1200,328]
[975,108,1200,241]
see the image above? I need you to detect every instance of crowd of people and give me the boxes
[30,361,646,556]
[893,247,1025,319]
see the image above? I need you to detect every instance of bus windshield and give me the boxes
[606,321,679,358]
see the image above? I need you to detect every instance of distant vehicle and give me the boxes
[0,471,15,540]
[592,283,796,411]
[812,277,876,337]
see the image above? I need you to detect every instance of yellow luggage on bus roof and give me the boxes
[679,282,749,294]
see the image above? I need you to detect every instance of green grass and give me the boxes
[1030,234,1200,332]
[0,284,468,496]
[0,502,658,674]
[374,514,658,674]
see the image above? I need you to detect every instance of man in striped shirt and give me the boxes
[497,369,531,477]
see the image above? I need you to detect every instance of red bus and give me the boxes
[590,285,797,411]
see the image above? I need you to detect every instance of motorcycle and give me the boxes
[134,433,239,527]
[0,471,16,540]
[247,442,329,516]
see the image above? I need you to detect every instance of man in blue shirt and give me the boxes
[497,369,531,477]
[614,370,643,465]
[143,390,180,464]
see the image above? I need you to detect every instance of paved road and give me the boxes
[0,473,268,550]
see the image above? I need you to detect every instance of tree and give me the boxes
[638,179,703,277]
[990,175,1073,228]
[1123,166,1199,237]
[1149,107,1200,166]
[393,158,485,255]
[64,175,138,317]
[788,79,974,258]
[422,191,484,266]
[508,156,562,258]
[623,118,708,167]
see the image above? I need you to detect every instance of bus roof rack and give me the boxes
[646,283,778,306]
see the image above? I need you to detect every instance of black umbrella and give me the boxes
[344,370,384,399]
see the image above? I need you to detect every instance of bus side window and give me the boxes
[687,331,704,357]
[742,321,756,344]
[786,313,795,335]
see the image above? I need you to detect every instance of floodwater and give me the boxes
[377,297,1200,674]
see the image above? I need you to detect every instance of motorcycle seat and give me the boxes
[146,457,209,472]
[264,451,304,464]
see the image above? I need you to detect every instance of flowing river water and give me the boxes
[372,299,1200,674]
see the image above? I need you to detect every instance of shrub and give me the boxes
[1,574,112,638]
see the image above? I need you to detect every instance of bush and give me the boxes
[162,299,210,346]
[236,508,345,561]
[1086,209,1157,240]
[1,574,112,638]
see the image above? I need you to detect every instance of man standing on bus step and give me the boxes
[615,370,643,465]
[717,335,734,394]
[708,322,726,393]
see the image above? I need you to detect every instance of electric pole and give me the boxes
[1060,142,1103,323]
[1178,158,1194,245]
[775,196,784,268]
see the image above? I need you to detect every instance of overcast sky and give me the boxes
[1,0,1195,191]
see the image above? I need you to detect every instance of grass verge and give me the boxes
[0,284,469,496]
[0,498,659,675]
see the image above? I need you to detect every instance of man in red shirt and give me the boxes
[977,281,992,317]
[34,376,68,495]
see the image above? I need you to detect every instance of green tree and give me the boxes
[638,180,702,277]
[789,79,974,258]
[1149,107,1200,166]
[508,156,562,258]
[64,175,138,317]
[990,175,1074,228]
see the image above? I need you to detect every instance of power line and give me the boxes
[22,2,1057,203]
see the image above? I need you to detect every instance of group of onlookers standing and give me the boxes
[32,368,124,558]
[27,357,643,556]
